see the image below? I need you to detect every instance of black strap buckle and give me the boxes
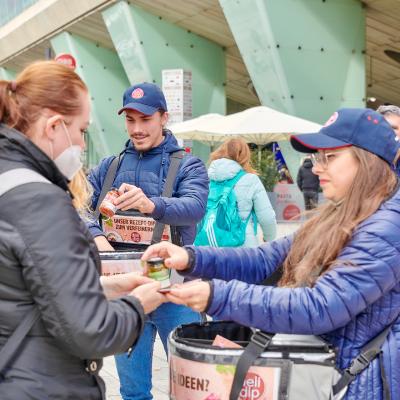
[251,330,272,349]
[348,353,371,376]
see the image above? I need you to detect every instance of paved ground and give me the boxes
[100,222,300,399]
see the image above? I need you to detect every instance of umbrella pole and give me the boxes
[258,145,262,168]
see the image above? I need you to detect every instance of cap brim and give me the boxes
[290,133,352,153]
[118,103,158,116]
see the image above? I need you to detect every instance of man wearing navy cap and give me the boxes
[87,82,209,399]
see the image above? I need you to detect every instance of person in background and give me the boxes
[204,138,276,246]
[87,82,209,400]
[143,108,400,400]
[377,104,400,140]
[0,61,165,400]
[296,156,320,210]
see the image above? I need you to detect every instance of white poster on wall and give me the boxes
[162,69,192,150]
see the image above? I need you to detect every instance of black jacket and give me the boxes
[296,158,320,192]
[0,125,145,399]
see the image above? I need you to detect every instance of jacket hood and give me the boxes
[124,129,182,156]
[208,158,243,181]
[303,158,313,168]
[0,124,69,190]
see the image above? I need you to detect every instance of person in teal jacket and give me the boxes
[206,138,277,246]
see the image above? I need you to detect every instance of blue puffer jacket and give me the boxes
[87,130,209,245]
[185,186,400,399]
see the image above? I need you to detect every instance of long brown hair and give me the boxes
[210,138,258,173]
[0,61,90,210]
[279,146,398,287]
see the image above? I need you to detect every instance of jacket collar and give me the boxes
[0,124,69,191]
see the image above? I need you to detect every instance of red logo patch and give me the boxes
[324,112,338,127]
[131,88,144,99]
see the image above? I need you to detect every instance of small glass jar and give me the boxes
[146,257,171,289]
[99,189,119,218]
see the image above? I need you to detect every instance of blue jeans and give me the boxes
[115,303,200,400]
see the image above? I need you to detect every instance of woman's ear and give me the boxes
[44,114,63,140]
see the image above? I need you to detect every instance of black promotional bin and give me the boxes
[168,321,344,400]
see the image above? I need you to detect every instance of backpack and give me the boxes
[194,170,254,247]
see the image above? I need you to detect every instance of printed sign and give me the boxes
[169,355,280,400]
[102,214,171,245]
[273,183,305,222]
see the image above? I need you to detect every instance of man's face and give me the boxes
[125,109,168,151]
[383,113,400,140]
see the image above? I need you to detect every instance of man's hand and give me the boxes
[100,273,153,300]
[165,280,211,312]
[141,242,190,272]
[114,183,155,214]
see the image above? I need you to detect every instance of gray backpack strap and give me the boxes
[93,156,120,221]
[0,168,50,377]
[0,309,41,375]
[0,168,50,196]
[151,150,184,245]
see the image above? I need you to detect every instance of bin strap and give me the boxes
[332,324,393,399]
[229,330,273,400]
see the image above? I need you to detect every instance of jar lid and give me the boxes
[146,257,164,265]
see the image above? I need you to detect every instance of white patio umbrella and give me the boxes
[170,106,322,145]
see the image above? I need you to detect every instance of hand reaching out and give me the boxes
[141,242,190,272]
[131,281,167,314]
[100,273,152,300]
[165,280,211,313]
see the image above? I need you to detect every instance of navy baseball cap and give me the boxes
[290,108,400,168]
[118,82,168,115]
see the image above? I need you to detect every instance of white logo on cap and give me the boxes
[131,88,144,99]
[324,112,338,127]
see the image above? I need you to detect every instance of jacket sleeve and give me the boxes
[16,183,145,359]
[252,177,277,242]
[86,157,115,238]
[206,219,400,334]
[185,235,292,283]
[149,155,209,226]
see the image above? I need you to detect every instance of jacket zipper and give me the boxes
[135,152,143,187]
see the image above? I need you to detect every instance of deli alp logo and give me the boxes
[240,372,265,400]
[324,111,338,127]
[131,88,144,99]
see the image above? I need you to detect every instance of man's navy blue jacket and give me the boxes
[87,130,209,245]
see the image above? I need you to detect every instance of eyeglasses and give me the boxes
[310,151,347,169]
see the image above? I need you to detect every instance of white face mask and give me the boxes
[52,121,83,181]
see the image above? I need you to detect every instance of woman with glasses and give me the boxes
[142,108,400,400]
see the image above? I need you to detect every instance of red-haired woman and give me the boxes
[0,61,165,399]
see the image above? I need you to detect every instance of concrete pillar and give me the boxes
[51,32,130,166]
[102,1,226,161]
[219,0,365,177]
